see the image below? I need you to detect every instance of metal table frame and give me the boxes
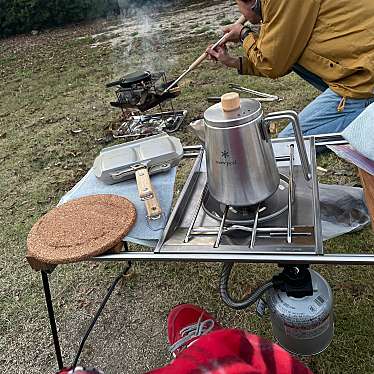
[40,134,374,370]
[41,270,64,369]
[96,134,374,265]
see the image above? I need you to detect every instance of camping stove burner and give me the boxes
[155,138,323,257]
[202,175,290,225]
[181,144,303,249]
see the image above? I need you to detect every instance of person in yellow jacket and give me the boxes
[207,0,374,137]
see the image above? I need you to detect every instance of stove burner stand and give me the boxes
[202,174,291,225]
[184,145,297,248]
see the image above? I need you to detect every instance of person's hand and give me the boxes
[222,23,244,43]
[206,44,240,70]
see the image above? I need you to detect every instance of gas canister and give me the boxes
[266,269,334,355]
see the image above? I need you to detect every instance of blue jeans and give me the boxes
[278,65,374,137]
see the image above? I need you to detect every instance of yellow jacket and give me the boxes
[241,0,374,98]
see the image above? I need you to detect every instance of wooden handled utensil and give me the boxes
[134,167,163,219]
[93,133,184,220]
[162,15,247,94]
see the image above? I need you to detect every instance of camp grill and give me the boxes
[107,71,186,137]
[41,134,374,370]
[112,110,187,139]
[107,71,181,112]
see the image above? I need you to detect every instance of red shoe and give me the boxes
[167,304,223,357]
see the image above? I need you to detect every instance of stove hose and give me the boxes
[219,262,274,310]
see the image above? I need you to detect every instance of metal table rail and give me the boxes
[94,133,374,266]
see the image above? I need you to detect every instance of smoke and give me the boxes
[92,0,240,78]
[111,0,176,75]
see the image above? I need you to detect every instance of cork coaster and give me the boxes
[27,195,136,270]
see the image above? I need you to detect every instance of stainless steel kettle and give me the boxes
[203,93,311,207]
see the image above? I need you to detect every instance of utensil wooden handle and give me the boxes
[188,35,228,71]
[189,15,246,71]
[144,195,162,220]
[189,52,209,70]
[235,15,247,25]
[135,167,162,219]
[135,168,153,199]
[163,16,246,94]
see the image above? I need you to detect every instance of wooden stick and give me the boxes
[163,15,246,94]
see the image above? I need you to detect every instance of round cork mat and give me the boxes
[27,194,136,267]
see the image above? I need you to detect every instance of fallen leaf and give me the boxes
[317,166,328,173]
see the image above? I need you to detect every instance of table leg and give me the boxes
[359,168,374,231]
[41,270,64,370]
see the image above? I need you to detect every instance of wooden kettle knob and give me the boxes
[221,92,240,112]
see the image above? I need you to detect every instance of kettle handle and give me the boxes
[260,119,271,142]
[263,111,311,181]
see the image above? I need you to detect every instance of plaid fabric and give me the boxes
[149,329,314,374]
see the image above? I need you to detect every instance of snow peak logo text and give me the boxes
[216,150,238,167]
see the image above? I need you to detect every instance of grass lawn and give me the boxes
[0,3,373,373]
